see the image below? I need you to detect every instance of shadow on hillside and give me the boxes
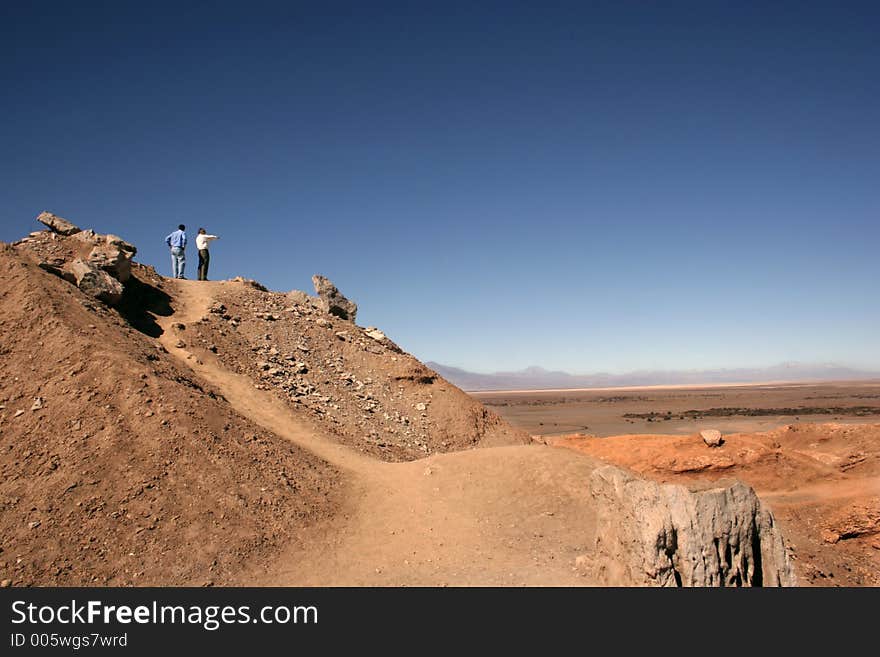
[117,275,173,338]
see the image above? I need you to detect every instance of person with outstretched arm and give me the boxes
[165,224,187,279]
[196,228,219,281]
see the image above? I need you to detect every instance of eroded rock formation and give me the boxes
[312,274,357,322]
[18,212,137,306]
[587,464,796,586]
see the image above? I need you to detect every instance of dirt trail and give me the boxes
[157,281,376,473]
[157,281,600,585]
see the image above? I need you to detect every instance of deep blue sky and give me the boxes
[2,1,878,373]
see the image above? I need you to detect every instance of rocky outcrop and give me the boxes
[823,500,880,543]
[81,233,137,282]
[587,465,795,587]
[312,275,357,322]
[68,259,124,305]
[17,213,136,306]
[36,211,81,236]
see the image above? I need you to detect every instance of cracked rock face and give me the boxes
[587,465,796,587]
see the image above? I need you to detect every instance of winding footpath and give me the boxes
[157,280,601,585]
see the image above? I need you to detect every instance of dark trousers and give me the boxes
[197,249,210,281]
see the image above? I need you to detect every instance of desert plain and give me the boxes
[477,381,880,585]
[475,380,880,437]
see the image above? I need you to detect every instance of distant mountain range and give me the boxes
[425,361,880,392]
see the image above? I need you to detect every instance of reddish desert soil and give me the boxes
[554,424,880,586]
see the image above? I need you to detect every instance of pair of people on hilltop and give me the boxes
[164,225,219,280]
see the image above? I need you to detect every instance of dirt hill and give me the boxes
[2,214,807,587]
[178,281,529,462]
[0,217,531,586]
[0,244,341,586]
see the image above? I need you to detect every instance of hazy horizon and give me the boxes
[427,360,880,378]
[3,1,878,373]
[427,360,880,392]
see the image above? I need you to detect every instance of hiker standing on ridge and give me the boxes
[196,227,219,281]
[165,224,187,279]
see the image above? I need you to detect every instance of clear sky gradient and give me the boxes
[2,1,877,373]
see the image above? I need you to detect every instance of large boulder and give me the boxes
[587,465,795,587]
[36,211,81,236]
[700,429,723,447]
[312,275,357,322]
[67,259,124,305]
[87,234,137,282]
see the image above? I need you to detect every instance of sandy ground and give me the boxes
[475,382,880,437]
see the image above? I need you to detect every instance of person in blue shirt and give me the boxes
[164,224,187,279]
